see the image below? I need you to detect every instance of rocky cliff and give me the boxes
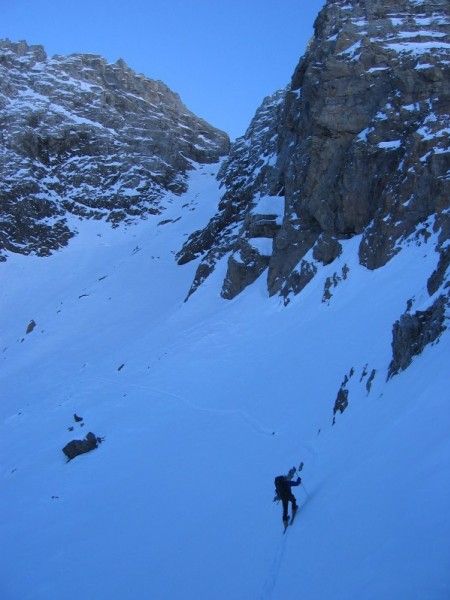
[0,39,229,259]
[178,0,450,304]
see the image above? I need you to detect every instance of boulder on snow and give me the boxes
[26,319,36,334]
[62,432,102,461]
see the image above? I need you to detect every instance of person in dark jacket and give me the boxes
[275,475,301,528]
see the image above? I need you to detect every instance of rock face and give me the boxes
[388,294,447,378]
[0,40,229,260]
[178,0,450,303]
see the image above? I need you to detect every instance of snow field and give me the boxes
[1,163,449,599]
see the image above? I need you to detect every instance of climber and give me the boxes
[274,474,301,529]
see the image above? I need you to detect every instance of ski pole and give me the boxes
[294,466,309,497]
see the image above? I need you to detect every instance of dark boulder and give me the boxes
[62,432,102,461]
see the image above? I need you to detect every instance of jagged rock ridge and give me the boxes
[178,0,450,304]
[0,40,229,259]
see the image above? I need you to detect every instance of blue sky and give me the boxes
[2,1,325,140]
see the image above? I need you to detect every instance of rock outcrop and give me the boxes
[0,40,229,260]
[178,0,450,303]
[388,294,447,378]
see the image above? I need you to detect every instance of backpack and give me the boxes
[274,475,290,501]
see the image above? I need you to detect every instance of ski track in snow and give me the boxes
[98,377,276,437]
[261,489,317,599]
[260,536,287,600]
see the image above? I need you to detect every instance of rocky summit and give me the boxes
[178,0,450,304]
[0,40,229,260]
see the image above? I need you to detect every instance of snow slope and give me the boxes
[1,163,449,599]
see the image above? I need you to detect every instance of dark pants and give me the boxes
[282,493,298,521]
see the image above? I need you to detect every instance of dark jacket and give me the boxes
[275,476,301,500]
